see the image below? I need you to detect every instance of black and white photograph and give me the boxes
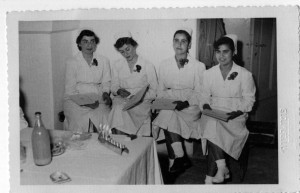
[2,3,300,193]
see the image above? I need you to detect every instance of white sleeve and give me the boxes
[157,64,171,99]
[199,70,211,110]
[187,63,206,106]
[101,58,111,93]
[110,61,120,95]
[20,107,28,130]
[64,59,78,97]
[144,62,158,100]
[237,71,256,112]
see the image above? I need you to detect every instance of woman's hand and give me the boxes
[102,92,112,107]
[173,101,189,111]
[203,104,212,110]
[81,101,99,109]
[117,88,131,98]
[226,110,243,120]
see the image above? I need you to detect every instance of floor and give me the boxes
[156,141,278,184]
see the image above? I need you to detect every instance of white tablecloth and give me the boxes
[20,128,163,185]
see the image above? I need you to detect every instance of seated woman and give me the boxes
[63,29,112,132]
[108,31,158,136]
[200,35,256,184]
[153,28,206,173]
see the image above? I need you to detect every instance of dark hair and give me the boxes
[114,37,138,49]
[213,36,235,53]
[76,30,100,51]
[173,30,192,44]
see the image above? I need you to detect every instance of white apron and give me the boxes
[153,56,206,139]
[108,56,158,136]
[63,52,111,132]
[199,63,256,160]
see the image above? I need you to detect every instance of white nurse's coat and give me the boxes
[200,62,256,160]
[63,52,111,132]
[108,56,158,136]
[153,56,206,139]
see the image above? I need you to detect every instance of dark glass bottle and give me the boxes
[31,112,52,166]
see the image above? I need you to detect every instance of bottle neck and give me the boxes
[34,115,44,128]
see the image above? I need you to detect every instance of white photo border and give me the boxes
[2,4,300,193]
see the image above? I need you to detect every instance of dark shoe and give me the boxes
[169,157,186,173]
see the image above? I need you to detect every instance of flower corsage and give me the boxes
[228,72,238,80]
[92,58,98,66]
[133,65,142,73]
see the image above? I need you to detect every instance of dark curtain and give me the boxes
[197,19,225,69]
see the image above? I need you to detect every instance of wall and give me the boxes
[51,29,79,130]
[19,32,54,129]
[19,21,79,130]
[223,18,251,70]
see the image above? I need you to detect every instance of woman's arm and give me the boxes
[110,61,120,96]
[20,107,28,130]
[156,64,171,99]
[64,59,78,97]
[101,58,111,94]
[199,71,212,111]
[188,62,206,106]
[238,71,256,112]
[144,62,158,100]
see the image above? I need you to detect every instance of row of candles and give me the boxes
[98,124,112,139]
[98,124,125,149]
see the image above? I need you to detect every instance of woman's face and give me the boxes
[117,44,137,62]
[215,44,234,66]
[173,33,191,55]
[79,36,97,55]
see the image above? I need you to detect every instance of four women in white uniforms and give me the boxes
[153,28,206,173]
[63,30,112,132]
[108,31,158,136]
[62,28,256,184]
[200,35,256,184]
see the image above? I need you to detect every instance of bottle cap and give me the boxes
[35,112,41,116]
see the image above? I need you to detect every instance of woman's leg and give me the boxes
[164,129,190,173]
[208,140,225,160]
[163,129,177,159]
[207,140,230,183]
[205,141,217,184]
[207,141,217,176]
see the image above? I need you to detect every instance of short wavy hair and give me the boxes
[114,37,138,49]
[213,36,235,53]
[76,30,100,51]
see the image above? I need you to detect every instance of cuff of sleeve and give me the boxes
[111,87,120,96]
[237,101,248,113]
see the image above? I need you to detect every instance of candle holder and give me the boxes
[97,125,129,155]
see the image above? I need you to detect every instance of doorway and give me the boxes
[249,18,277,123]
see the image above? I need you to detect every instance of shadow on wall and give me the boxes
[234,40,245,67]
[20,89,30,125]
[20,76,30,125]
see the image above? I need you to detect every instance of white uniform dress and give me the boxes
[108,56,158,136]
[153,56,206,139]
[199,62,256,160]
[63,52,111,132]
